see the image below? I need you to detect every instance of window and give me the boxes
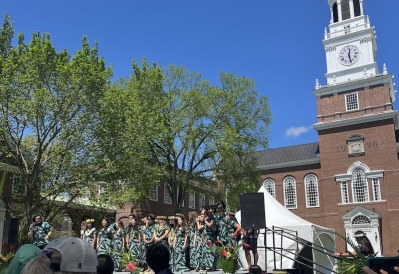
[98,182,109,202]
[263,179,276,198]
[352,215,371,225]
[189,193,195,209]
[149,185,158,201]
[209,196,214,206]
[341,0,350,20]
[199,194,205,209]
[341,182,349,204]
[352,168,369,203]
[164,185,172,204]
[345,92,359,111]
[304,174,320,208]
[283,176,297,209]
[372,178,381,201]
[12,176,25,195]
[353,0,361,16]
[332,3,338,23]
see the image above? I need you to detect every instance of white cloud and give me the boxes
[285,126,312,138]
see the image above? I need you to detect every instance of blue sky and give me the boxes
[2,1,398,149]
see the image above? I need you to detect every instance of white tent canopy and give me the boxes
[235,186,336,274]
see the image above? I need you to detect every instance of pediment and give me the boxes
[342,206,380,221]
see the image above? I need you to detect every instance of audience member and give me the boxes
[21,237,98,274]
[96,254,114,274]
[6,244,41,274]
[146,243,173,274]
[248,265,262,274]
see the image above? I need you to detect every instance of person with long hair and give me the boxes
[126,214,142,266]
[248,265,262,274]
[143,214,156,248]
[195,212,205,272]
[188,211,198,271]
[168,216,178,269]
[97,254,114,274]
[83,219,97,249]
[334,230,375,258]
[96,218,114,255]
[153,216,170,246]
[203,210,217,271]
[173,215,188,271]
[226,212,242,246]
[112,220,125,271]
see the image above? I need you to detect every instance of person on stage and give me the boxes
[243,228,259,269]
[195,213,205,271]
[83,218,97,248]
[168,216,177,269]
[27,214,52,250]
[153,216,170,246]
[226,212,242,246]
[333,230,375,258]
[126,214,142,266]
[96,218,114,255]
[173,215,188,271]
[143,214,156,248]
[203,211,217,271]
[112,220,126,272]
[216,207,228,244]
[188,211,198,271]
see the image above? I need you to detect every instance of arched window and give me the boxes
[341,0,351,20]
[263,179,276,198]
[332,3,339,23]
[353,0,361,16]
[352,215,371,225]
[304,174,320,208]
[283,176,297,209]
[352,168,369,202]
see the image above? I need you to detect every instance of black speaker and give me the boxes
[3,218,19,244]
[240,192,266,229]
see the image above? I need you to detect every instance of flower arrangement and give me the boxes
[0,251,15,270]
[120,251,141,274]
[207,239,247,274]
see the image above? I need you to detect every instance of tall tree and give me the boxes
[98,62,271,213]
[0,15,112,227]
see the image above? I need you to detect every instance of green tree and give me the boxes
[0,14,112,227]
[98,62,271,213]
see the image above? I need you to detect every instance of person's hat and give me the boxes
[354,231,366,238]
[7,244,41,274]
[85,219,94,224]
[44,237,98,273]
[168,216,177,220]
[175,213,184,218]
[156,216,167,220]
[227,211,236,216]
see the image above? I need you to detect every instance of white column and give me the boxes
[360,0,364,15]
[349,0,354,18]
[337,0,342,21]
[330,8,334,23]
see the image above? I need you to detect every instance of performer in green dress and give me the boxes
[83,219,97,248]
[126,215,142,266]
[226,212,242,246]
[168,216,177,269]
[173,216,188,271]
[188,211,198,271]
[112,221,126,272]
[96,218,114,255]
[203,211,217,271]
[143,214,156,271]
[216,208,228,245]
[195,213,205,271]
[153,216,170,246]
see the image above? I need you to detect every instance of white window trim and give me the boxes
[372,178,381,201]
[341,182,349,204]
[149,185,159,201]
[304,174,320,208]
[263,178,276,198]
[351,168,370,203]
[283,176,297,209]
[164,185,172,204]
[345,92,359,111]
[189,193,195,209]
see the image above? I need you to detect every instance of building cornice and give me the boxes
[313,74,393,98]
[335,170,384,182]
[257,157,320,170]
[313,110,399,132]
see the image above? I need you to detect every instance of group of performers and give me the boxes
[82,201,254,272]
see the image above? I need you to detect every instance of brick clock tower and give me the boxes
[314,0,397,255]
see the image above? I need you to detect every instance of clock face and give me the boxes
[338,45,360,66]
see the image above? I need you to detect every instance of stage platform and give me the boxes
[115,270,250,274]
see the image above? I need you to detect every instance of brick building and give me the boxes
[256,0,398,256]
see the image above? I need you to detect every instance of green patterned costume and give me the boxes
[203,221,216,270]
[226,220,238,246]
[97,226,114,255]
[126,226,142,266]
[112,229,125,271]
[188,224,197,269]
[84,227,97,247]
[194,225,204,270]
[168,227,176,268]
[30,221,51,249]
[154,224,170,246]
[173,228,187,271]
[217,213,228,244]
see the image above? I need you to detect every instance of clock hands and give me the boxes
[347,48,352,63]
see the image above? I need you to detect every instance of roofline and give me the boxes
[257,157,320,170]
[256,142,319,153]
